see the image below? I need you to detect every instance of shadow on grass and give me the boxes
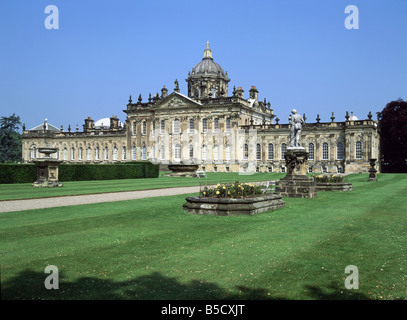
[1,269,370,300]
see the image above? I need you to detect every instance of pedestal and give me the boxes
[33,159,63,187]
[275,148,317,198]
[368,158,378,182]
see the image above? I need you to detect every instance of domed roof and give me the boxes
[190,42,227,77]
[95,117,123,129]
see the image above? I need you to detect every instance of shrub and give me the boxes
[200,181,263,199]
[0,164,36,184]
[314,174,344,183]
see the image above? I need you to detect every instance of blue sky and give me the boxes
[1,0,406,130]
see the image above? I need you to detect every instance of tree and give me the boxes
[0,114,22,163]
[378,98,407,173]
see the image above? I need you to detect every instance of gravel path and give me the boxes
[0,186,201,213]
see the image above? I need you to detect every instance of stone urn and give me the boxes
[368,158,378,182]
[33,148,63,187]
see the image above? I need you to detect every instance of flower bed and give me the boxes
[314,174,353,192]
[183,181,285,215]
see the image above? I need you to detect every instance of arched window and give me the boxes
[142,121,147,135]
[214,118,219,133]
[202,145,207,160]
[132,146,137,160]
[355,141,362,159]
[113,146,118,161]
[308,143,315,160]
[122,146,126,160]
[322,142,329,160]
[268,143,274,160]
[142,144,147,160]
[79,147,83,161]
[132,122,137,135]
[87,147,91,161]
[337,142,344,160]
[160,120,165,134]
[226,117,231,132]
[189,145,194,159]
[243,144,248,160]
[189,118,194,133]
[104,147,108,160]
[213,145,219,161]
[225,144,231,161]
[95,147,100,161]
[31,145,37,159]
[71,147,75,161]
[63,147,67,161]
[173,119,180,134]
[152,144,155,159]
[160,145,165,160]
[173,143,181,162]
[256,143,261,160]
[281,143,287,160]
[202,118,207,133]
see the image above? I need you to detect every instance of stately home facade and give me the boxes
[22,43,380,174]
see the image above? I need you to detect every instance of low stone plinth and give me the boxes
[276,175,317,198]
[164,164,199,177]
[183,194,285,216]
[317,182,353,192]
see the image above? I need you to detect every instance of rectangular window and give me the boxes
[132,146,136,160]
[268,143,274,160]
[322,143,329,160]
[308,143,315,160]
[214,118,219,133]
[226,117,231,132]
[202,119,207,133]
[173,119,180,134]
[189,119,194,134]
[160,120,165,134]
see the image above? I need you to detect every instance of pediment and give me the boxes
[154,92,202,110]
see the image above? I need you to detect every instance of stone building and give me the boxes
[22,42,380,173]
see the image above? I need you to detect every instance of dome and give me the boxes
[190,42,227,77]
[349,112,359,121]
[95,117,122,129]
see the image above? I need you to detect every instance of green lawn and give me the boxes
[0,172,285,201]
[1,173,406,300]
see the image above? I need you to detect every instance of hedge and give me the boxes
[0,161,159,184]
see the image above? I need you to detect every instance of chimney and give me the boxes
[249,86,259,101]
[84,116,94,133]
[110,115,119,130]
[161,85,168,98]
[236,87,244,99]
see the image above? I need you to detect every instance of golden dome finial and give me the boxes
[203,41,212,59]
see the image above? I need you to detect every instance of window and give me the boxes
[189,119,194,133]
[226,117,231,132]
[79,147,83,161]
[71,148,75,161]
[63,148,67,161]
[132,146,137,160]
[173,119,180,134]
[308,167,313,173]
[268,143,274,160]
[160,120,165,134]
[281,143,287,160]
[132,122,137,135]
[95,147,100,161]
[214,118,219,133]
[152,144,155,159]
[142,145,147,160]
[202,145,207,160]
[323,166,327,173]
[104,147,108,160]
[243,144,248,160]
[322,143,329,160]
[142,121,147,135]
[31,145,37,159]
[160,145,165,160]
[122,147,126,160]
[113,147,118,161]
[337,142,344,160]
[211,87,216,98]
[173,144,181,162]
[225,144,231,161]
[268,167,273,173]
[338,167,344,173]
[87,147,91,161]
[256,143,261,160]
[213,145,219,161]
[308,143,315,160]
[355,141,362,159]
[202,118,207,133]
[152,121,155,136]
[189,145,194,158]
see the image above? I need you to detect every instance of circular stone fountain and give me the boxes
[32,147,63,187]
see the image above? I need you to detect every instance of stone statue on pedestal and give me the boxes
[288,109,305,148]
